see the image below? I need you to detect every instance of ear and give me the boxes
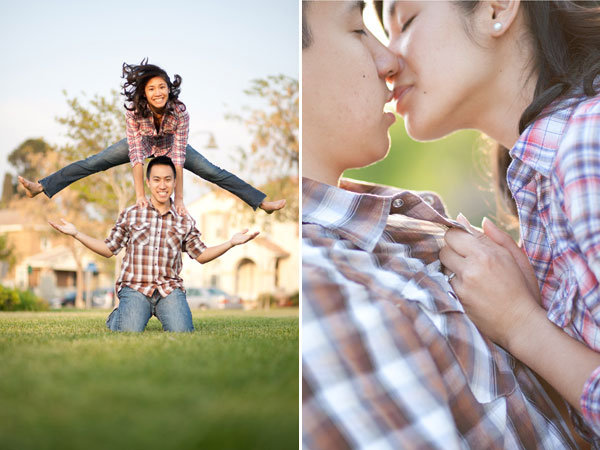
[487,0,521,37]
[145,176,150,189]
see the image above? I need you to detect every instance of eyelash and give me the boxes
[354,28,367,36]
[402,15,416,32]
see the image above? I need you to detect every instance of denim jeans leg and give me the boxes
[39,138,131,198]
[154,289,194,332]
[184,144,266,210]
[106,287,153,332]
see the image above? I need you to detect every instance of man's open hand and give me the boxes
[231,229,259,246]
[48,219,78,237]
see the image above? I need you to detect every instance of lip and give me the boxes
[383,90,396,125]
[392,85,413,114]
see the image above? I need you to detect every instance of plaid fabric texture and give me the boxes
[125,101,189,167]
[508,94,600,439]
[302,177,575,449]
[105,200,205,297]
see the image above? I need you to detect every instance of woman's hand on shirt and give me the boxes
[440,215,543,349]
[174,197,187,216]
[136,196,149,210]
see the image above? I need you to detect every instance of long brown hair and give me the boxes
[459,1,600,219]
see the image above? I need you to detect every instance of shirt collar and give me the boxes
[146,197,177,217]
[302,177,463,252]
[509,98,577,179]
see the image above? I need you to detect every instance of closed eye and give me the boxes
[354,28,367,36]
[402,15,416,32]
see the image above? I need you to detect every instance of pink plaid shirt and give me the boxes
[125,101,189,167]
[104,200,206,297]
[508,92,600,440]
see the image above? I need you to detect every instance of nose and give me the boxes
[368,36,403,81]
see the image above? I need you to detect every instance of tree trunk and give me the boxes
[75,264,85,309]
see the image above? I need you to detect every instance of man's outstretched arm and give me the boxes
[48,219,113,258]
[195,229,259,264]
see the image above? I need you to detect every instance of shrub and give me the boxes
[0,285,48,311]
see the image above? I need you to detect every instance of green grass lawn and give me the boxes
[0,309,299,450]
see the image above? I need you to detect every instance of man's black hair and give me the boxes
[146,155,176,179]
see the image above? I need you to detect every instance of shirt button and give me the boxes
[422,195,435,206]
[392,198,404,208]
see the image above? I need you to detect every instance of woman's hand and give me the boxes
[440,216,543,350]
[136,196,149,210]
[230,229,259,246]
[174,197,187,216]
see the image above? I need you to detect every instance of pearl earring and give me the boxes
[493,22,502,32]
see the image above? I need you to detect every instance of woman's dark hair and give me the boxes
[375,1,600,222]
[121,58,185,118]
[456,1,600,219]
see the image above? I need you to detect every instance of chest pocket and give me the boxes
[131,223,150,245]
[166,227,186,255]
[161,118,177,135]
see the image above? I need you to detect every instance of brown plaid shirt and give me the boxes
[302,177,576,449]
[105,200,206,297]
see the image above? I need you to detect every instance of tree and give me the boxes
[227,75,299,223]
[0,234,16,269]
[1,173,15,207]
[55,91,138,306]
[10,91,135,307]
[56,90,134,215]
[9,149,96,308]
[6,138,52,200]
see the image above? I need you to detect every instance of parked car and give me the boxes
[90,287,115,308]
[51,287,114,308]
[186,287,243,310]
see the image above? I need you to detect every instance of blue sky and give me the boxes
[0,0,298,199]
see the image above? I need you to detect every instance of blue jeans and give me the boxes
[106,287,194,332]
[38,138,266,209]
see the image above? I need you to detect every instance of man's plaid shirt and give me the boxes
[105,200,205,297]
[125,101,189,168]
[302,177,575,449]
[508,93,600,441]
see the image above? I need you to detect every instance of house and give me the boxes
[182,189,299,307]
[0,209,111,302]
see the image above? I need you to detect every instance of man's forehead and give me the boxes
[343,1,365,15]
[311,0,364,18]
[150,167,174,177]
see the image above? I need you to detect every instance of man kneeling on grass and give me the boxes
[49,155,258,332]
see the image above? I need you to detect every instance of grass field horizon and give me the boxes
[0,309,299,450]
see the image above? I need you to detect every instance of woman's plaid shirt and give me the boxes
[508,93,600,440]
[125,101,189,168]
[104,200,205,297]
[302,177,575,449]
